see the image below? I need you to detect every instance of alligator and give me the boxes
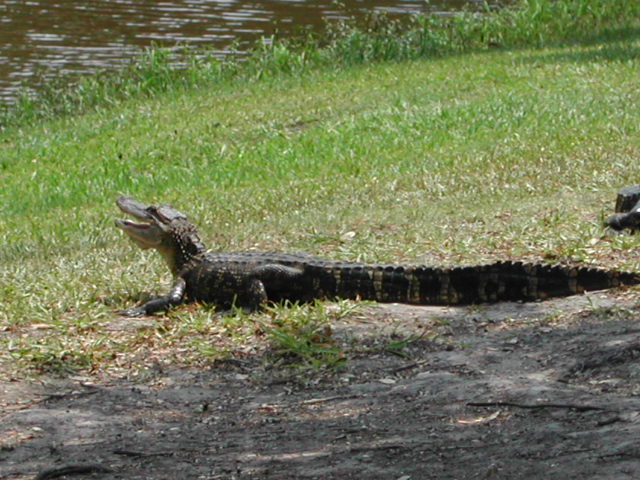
[605,184,640,232]
[115,196,640,316]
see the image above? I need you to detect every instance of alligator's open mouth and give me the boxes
[115,196,162,248]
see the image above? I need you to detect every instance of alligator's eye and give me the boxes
[148,206,171,224]
[150,205,189,224]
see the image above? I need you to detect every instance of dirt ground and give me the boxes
[3,291,640,480]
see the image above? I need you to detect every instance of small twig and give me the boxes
[388,359,429,373]
[34,463,113,480]
[113,448,173,457]
[467,401,607,412]
[598,450,640,460]
[300,394,361,406]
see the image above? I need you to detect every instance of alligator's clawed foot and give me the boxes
[117,306,149,317]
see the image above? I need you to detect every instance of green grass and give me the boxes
[1,0,640,378]
[264,302,355,369]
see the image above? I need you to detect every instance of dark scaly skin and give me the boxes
[606,210,640,231]
[115,196,640,316]
[605,184,640,232]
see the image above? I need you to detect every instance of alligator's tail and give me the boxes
[307,261,640,305]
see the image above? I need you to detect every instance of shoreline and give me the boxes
[2,0,638,129]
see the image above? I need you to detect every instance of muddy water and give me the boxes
[0,0,498,103]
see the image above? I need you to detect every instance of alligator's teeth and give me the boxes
[123,219,151,228]
[115,219,152,230]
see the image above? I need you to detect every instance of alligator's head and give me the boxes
[115,196,206,274]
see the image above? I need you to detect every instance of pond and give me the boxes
[0,0,503,103]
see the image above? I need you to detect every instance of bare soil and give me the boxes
[3,291,640,480]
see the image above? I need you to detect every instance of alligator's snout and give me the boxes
[116,196,153,221]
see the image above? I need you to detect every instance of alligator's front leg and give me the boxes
[119,277,187,317]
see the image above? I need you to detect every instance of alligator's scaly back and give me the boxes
[115,196,640,316]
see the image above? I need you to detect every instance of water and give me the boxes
[0,0,496,103]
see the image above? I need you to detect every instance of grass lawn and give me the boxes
[1,7,640,378]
